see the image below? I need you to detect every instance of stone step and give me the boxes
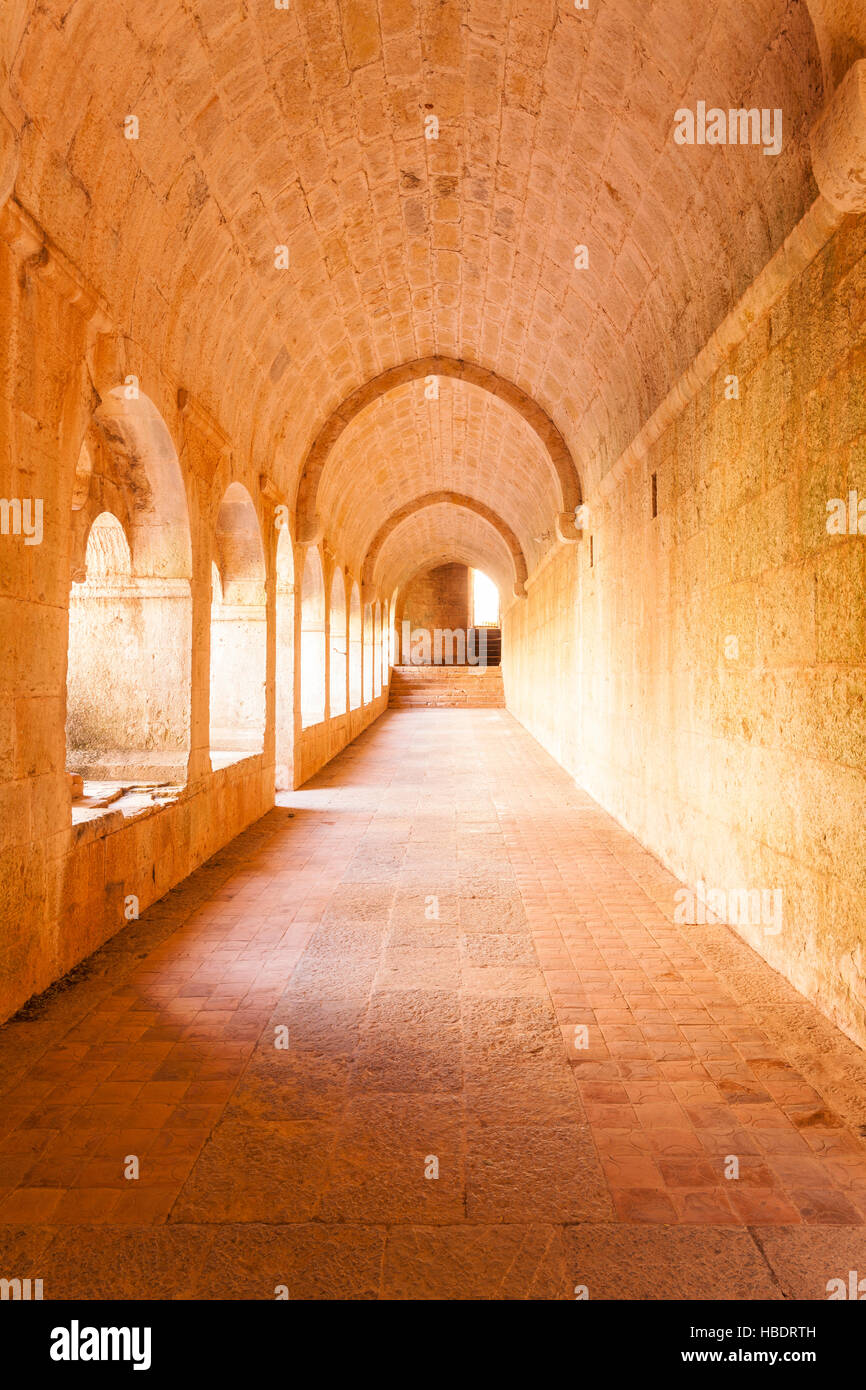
[388,664,505,708]
[390,665,503,679]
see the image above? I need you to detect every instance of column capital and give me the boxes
[811,60,866,214]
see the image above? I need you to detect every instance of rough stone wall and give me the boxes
[402,563,470,641]
[504,211,866,1051]
[209,604,267,753]
[67,582,192,761]
[503,544,581,772]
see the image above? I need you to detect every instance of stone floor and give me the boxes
[2,709,866,1299]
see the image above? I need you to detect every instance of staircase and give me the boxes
[388,664,505,709]
[478,626,501,665]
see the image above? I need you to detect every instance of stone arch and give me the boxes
[363,602,374,704]
[329,567,348,717]
[373,600,383,698]
[387,593,397,679]
[212,480,266,603]
[375,504,517,606]
[66,504,192,782]
[274,522,295,790]
[300,546,327,728]
[91,386,193,579]
[349,581,362,711]
[294,357,583,547]
[361,492,529,600]
[66,387,194,789]
[79,509,131,575]
[210,482,267,761]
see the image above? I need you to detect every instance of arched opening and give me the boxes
[349,582,362,710]
[471,568,502,666]
[66,390,193,803]
[360,489,531,599]
[329,569,348,717]
[381,599,390,689]
[363,602,374,703]
[472,569,500,627]
[67,510,190,784]
[91,388,193,579]
[373,601,382,697]
[209,482,267,765]
[300,547,326,728]
[274,523,294,790]
[294,358,583,547]
[387,594,397,680]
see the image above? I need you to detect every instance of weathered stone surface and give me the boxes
[2,0,866,1304]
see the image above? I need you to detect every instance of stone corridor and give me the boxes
[1,709,865,1300]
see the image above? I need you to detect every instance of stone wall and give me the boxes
[504,211,866,1051]
[402,563,470,640]
[294,692,390,786]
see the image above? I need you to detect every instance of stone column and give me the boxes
[0,111,16,210]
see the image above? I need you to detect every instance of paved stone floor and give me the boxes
[2,709,866,1299]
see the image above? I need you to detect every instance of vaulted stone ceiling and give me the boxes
[1,0,825,594]
[374,500,520,596]
[317,377,557,576]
